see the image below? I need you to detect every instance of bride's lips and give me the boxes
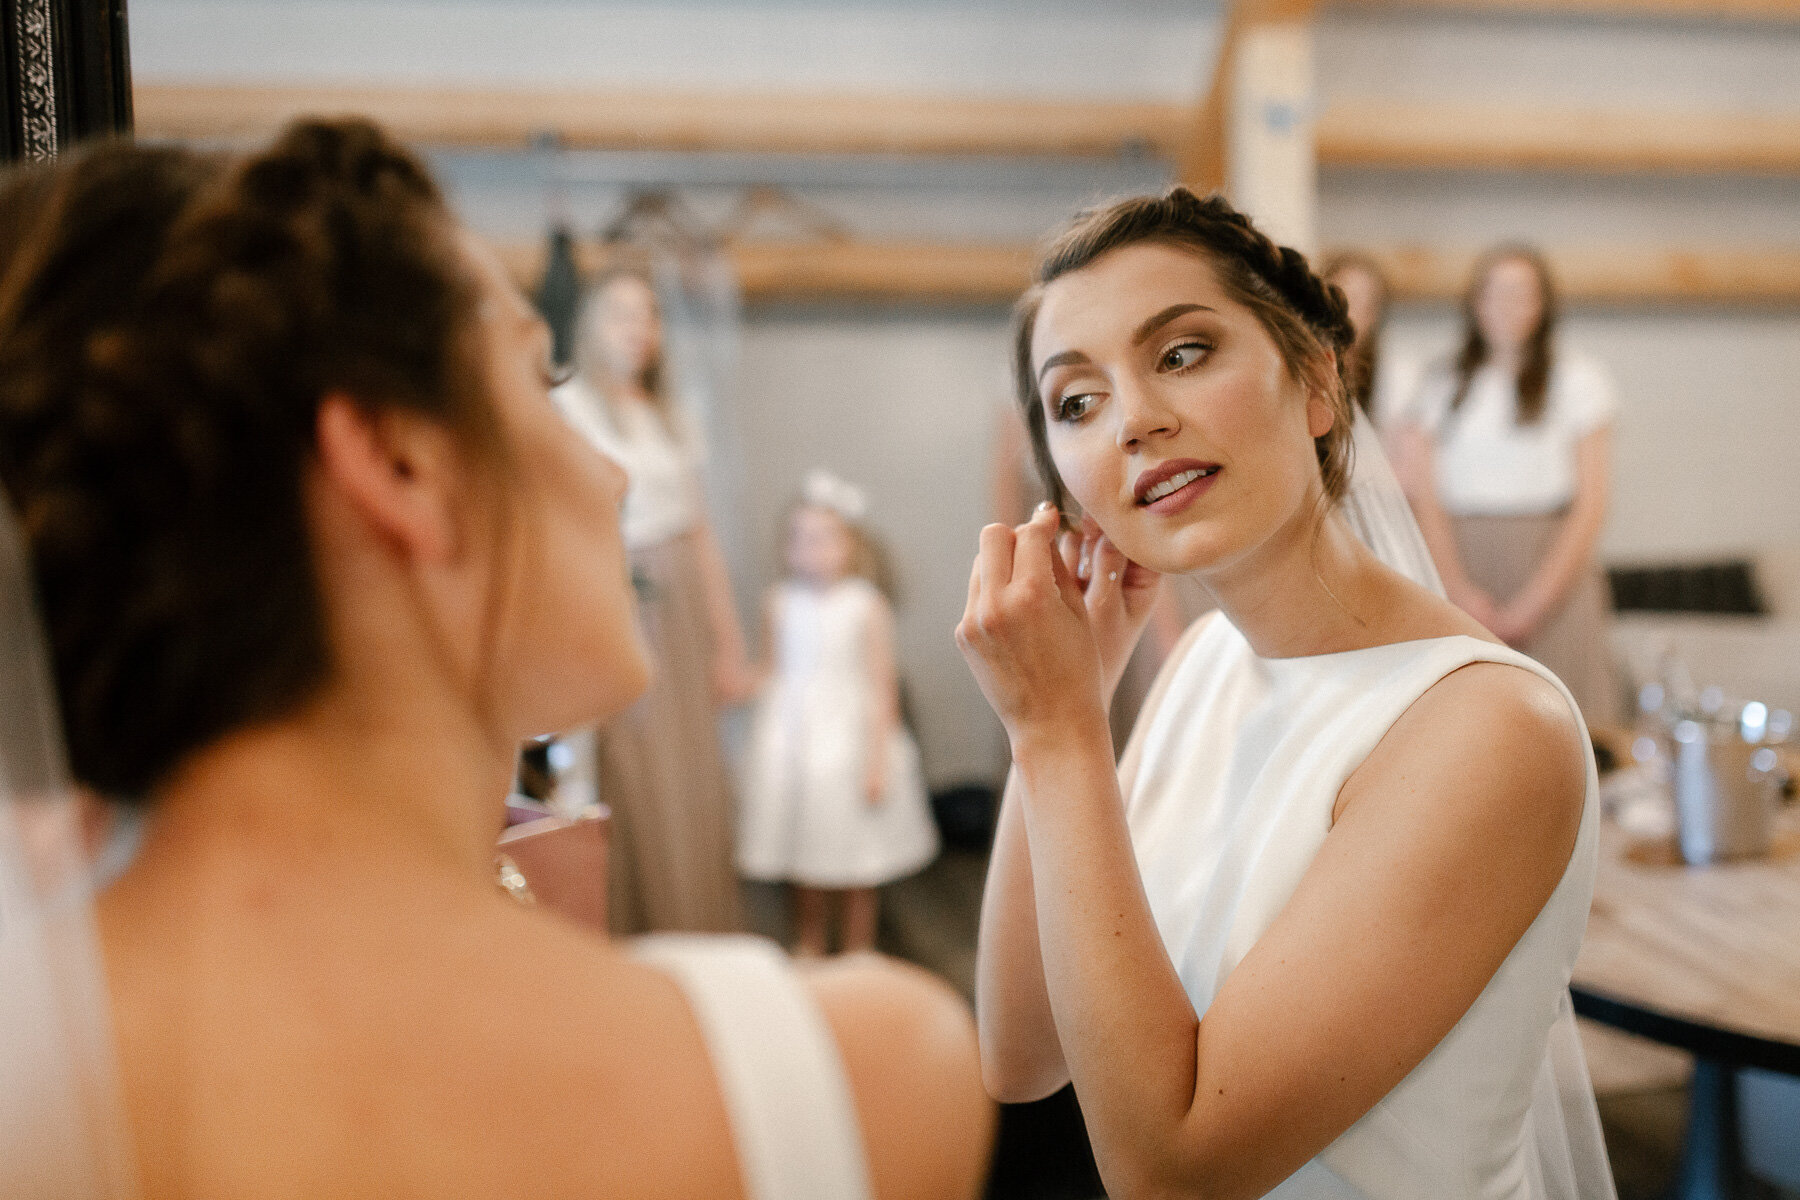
[1133,459,1221,515]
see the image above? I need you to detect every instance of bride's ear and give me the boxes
[313,393,463,564]
[1306,349,1341,438]
[1307,392,1338,439]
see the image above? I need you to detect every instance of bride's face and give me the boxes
[1030,242,1334,576]
[459,236,650,737]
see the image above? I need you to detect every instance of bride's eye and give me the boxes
[1160,341,1210,372]
[1054,392,1097,422]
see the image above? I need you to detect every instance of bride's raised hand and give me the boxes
[1059,514,1163,704]
[956,504,1107,746]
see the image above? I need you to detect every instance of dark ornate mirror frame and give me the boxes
[3,0,132,163]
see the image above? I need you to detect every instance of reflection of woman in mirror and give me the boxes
[1398,246,1620,729]
[963,190,1610,1200]
[556,269,753,933]
[0,120,991,1200]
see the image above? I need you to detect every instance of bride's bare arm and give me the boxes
[976,612,1210,1103]
[960,508,1586,1200]
[975,767,1065,1100]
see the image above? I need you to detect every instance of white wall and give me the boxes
[732,311,1013,786]
[130,0,1223,100]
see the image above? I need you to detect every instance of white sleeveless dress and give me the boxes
[634,934,873,1200]
[1126,614,1615,1200]
[737,578,939,887]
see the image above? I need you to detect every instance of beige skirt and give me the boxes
[1452,512,1621,731]
[598,533,741,935]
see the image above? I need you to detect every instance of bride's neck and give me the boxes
[1199,507,1399,660]
[131,680,511,894]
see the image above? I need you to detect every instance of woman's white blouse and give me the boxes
[1407,352,1617,517]
[554,377,705,550]
[1124,614,1606,1199]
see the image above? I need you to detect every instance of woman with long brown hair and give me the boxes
[0,119,990,1200]
[1397,246,1620,728]
[555,267,754,934]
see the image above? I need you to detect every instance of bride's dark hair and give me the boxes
[0,119,490,800]
[1013,187,1357,514]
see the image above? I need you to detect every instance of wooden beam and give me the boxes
[494,238,1036,305]
[133,82,1185,160]
[1330,0,1800,22]
[1351,244,1800,304]
[730,241,1036,304]
[1180,0,1322,191]
[496,235,1800,306]
[1318,99,1800,174]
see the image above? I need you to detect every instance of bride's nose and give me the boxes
[1114,376,1179,450]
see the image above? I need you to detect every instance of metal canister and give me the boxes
[1672,720,1779,864]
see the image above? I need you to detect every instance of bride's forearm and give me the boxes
[974,768,1068,1101]
[1012,721,1208,1196]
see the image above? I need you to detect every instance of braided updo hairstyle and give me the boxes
[1013,186,1357,514]
[0,118,489,800]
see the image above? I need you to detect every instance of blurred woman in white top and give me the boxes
[556,269,755,932]
[1320,251,1423,433]
[1398,246,1621,728]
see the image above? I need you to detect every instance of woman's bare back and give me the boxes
[99,843,989,1200]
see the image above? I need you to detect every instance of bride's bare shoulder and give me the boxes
[107,888,747,1200]
[800,954,993,1200]
[1340,657,1588,851]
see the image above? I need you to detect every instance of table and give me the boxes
[1571,806,1800,1199]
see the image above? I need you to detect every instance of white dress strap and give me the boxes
[633,934,873,1200]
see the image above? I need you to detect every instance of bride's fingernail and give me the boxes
[1035,500,1055,515]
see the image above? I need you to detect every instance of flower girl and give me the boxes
[738,471,939,955]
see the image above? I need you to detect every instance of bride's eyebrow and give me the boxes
[1036,349,1091,384]
[1131,303,1216,347]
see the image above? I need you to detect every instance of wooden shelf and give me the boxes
[1355,244,1800,304]
[1331,0,1800,22]
[1318,99,1800,175]
[498,235,1800,306]
[133,82,1185,160]
[496,238,1037,305]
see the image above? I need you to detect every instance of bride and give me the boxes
[960,189,1614,1200]
[0,120,989,1199]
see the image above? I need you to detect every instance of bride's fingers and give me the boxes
[1086,536,1129,617]
[1078,515,1106,584]
[977,522,1015,598]
[1078,529,1099,584]
[1057,527,1082,584]
[1046,517,1088,612]
[1011,504,1060,590]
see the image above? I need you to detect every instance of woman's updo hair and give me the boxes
[0,118,489,801]
[1013,187,1357,513]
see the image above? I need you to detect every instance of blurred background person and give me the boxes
[1322,251,1424,436]
[738,471,939,956]
[1398,245,1621,729]
[557,269,755,933]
